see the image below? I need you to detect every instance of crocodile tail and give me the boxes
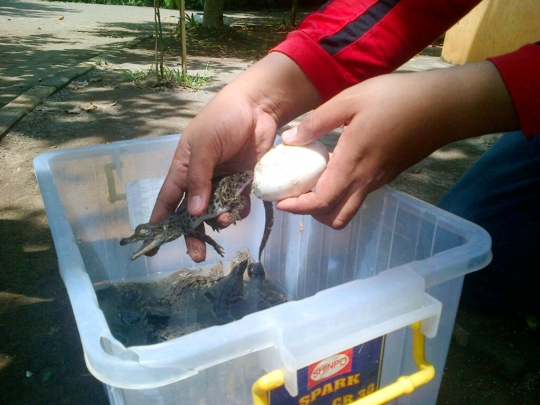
[258,200,274,261]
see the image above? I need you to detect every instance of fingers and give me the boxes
[146,135,215,258]
[185,135,219,216]
[281,92,354,146]
[149,131,214,223]
[149,158,187,224]
[277,89,370,228]
[276,155,369,229]
[185,223,207,263]
[145,157,189,257]
[184,195,251,262]
[216,194,252,228]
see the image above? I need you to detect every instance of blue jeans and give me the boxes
[438,131,540,315]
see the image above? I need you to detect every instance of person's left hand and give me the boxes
[278,61,518,229]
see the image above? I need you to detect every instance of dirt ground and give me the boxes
[1,21,539,405]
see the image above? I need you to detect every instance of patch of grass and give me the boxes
[164,64,213,89]
[121,68,152,85]
[93,56,104,66]
[185,13,202,28]
[121,64,213,89]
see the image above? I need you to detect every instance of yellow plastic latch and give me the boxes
[251,321,435,405]
[252,369,286,405]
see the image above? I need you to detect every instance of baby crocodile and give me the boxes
[120,172,254,260]
[153,254,250,341]
[160,257,248,324]
[246,262,287,309]
[232,261,287,318]
[203,257,249,324]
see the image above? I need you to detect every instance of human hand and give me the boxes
[144,87,277,261]
[148,53,320,261]
[278,61,518,229]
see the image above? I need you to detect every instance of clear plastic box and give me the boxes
[33,134,491,405]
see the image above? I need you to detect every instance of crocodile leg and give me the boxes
[184,228,225,257]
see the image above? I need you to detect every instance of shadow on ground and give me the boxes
[0,211,108,404]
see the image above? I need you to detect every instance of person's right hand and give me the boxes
[148,53,321,261]
[145,85,278,262]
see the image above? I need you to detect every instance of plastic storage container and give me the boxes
[33,134,491,405]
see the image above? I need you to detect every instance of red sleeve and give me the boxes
[271,0,481,101]
[488,43,540,138]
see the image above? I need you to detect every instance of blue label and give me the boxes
[270,336,385,405]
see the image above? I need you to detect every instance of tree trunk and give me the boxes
[176,0,187,75]
[203,0,224,28]
[290,0,299,27]
[153,0,164,82]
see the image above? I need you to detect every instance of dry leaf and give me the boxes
[79,103,97,112]
[58,16,64,20]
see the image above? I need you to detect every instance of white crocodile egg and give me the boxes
[252,141,329,201]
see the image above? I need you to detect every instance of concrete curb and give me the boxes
[0,59,97,140]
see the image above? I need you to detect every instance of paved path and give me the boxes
[0,0,181,108]
[0,0,451,139]
[0,0,312,137]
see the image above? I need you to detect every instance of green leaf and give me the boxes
[42,370,52,382]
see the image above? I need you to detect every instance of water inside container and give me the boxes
[96,250,288,347]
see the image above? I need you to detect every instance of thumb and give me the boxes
[281,95,353,145]
[186,144,218,217]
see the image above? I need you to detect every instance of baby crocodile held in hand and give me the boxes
[120,171,274,261]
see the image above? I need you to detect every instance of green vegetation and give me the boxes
[49,0,298,88]
[121,68,151,84]
[170,64,212,88]
[185,12,201,27]
[122,64,212,88]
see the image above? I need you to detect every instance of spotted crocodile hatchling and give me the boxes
[158,262,225,294]
[99,261,228,345]
[100,250,287,344]
[232,261,288,318]
[246,262,287,309]
[153,253,250,341]
[120,171,274,261]
[157,256,249,323]
[97,281,155,346]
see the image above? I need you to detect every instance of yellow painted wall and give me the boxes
[442,0,540,64]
